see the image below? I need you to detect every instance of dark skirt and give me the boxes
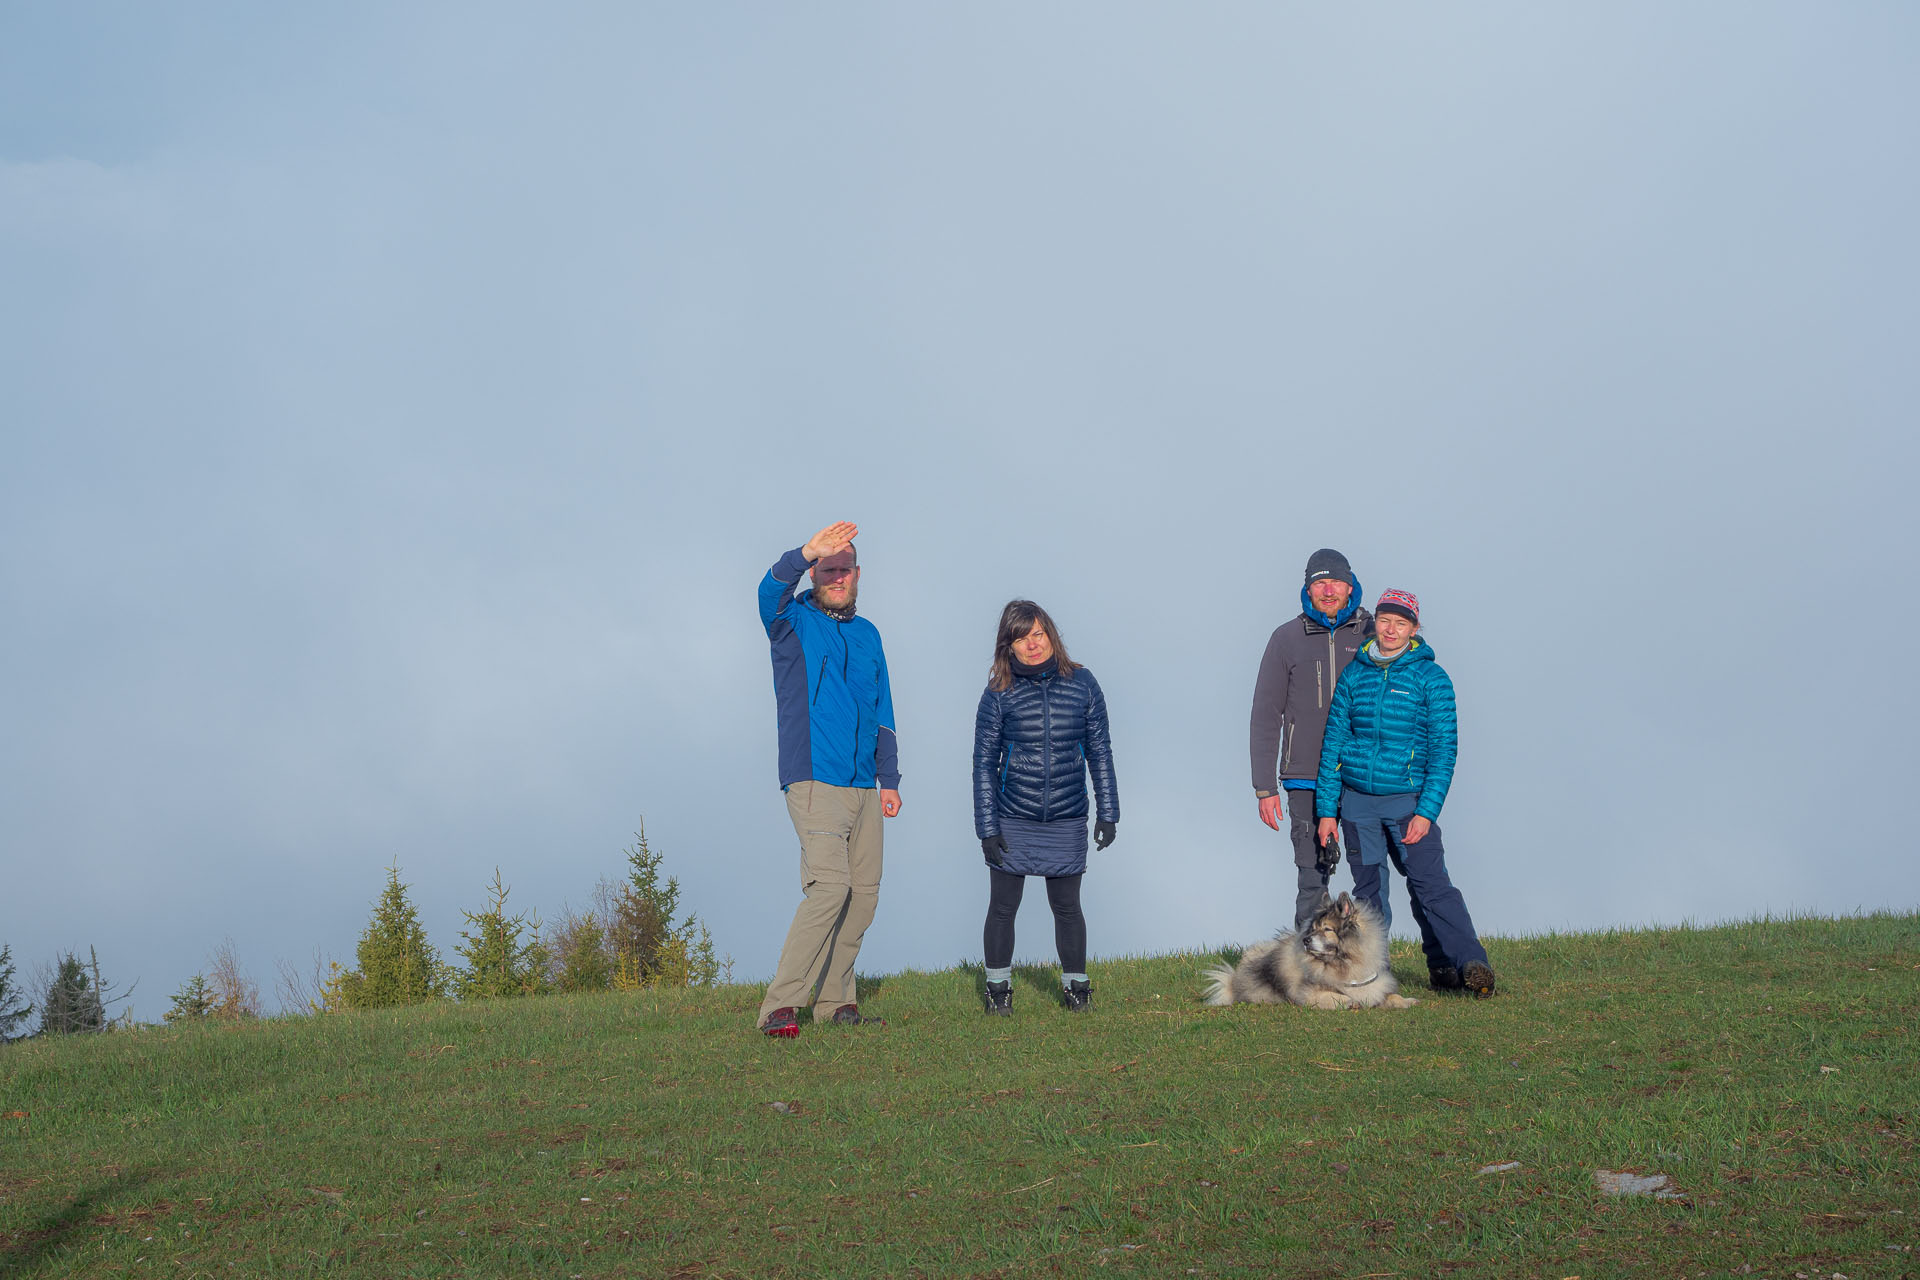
[997,814,1088,877]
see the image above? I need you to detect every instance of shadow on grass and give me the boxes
[1012,963,1064,1006]
[792,969,890,1024]
[955,961,987,1010]
[1,1170,153,1277]
[953,960,1069,1010]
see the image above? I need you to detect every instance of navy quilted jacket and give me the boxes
[1313,637,1458,821]
[972,665,1119,839]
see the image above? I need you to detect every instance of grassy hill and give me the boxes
[2,914,1915,1278]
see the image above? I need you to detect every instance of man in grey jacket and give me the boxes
[1249,548,1373,929]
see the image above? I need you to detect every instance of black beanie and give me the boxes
[1303,548,1354,587]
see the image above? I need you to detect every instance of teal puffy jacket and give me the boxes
[1314,637,1458,821]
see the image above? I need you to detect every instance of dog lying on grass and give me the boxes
[1202,892,1417,1010]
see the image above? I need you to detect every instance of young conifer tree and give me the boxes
[605,826,676,985]
[453,869,548,1000]
[603,824,725,989]
[39,951,107,1034]
[549,912,613,993]
[166,975,217,1023]
[0,944,34,1041]
[339,865,445,1008]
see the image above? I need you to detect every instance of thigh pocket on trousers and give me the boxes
[800,832,852,889]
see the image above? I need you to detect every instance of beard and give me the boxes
[813,581,858,617]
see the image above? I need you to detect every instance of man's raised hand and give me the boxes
[803,522,858,563]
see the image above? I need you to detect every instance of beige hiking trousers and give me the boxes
[757,781,884,1025]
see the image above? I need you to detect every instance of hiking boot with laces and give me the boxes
[760,1007,800,1037]
[1462,961,1497,999]
[1062,979,1093,1013]
[829,1003,883,1027]
[1428,965,1463,992]
[984,980,1012,1017]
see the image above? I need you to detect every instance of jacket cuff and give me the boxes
[1254,789,1277,799]
[773,546,812,582]
[877,774,901,791]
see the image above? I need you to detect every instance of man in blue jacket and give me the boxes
[755,521,902,1036]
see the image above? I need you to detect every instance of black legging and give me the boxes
[983,868,1086,974]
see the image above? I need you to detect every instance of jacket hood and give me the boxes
[1361,635,1435,665]
[1300,574,1363,631]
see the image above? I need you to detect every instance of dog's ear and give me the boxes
[1314,889,1334,912]
[1336,893,1354,917]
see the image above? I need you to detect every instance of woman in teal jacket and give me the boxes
[1314,589,1496,997]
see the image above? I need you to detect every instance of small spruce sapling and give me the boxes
[453,869,549,1000]
[337,865,445,1008]
[0,944,34,1042]
[39,948,129,1034]
[166,975,217,1023]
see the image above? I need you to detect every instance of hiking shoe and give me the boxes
[1428,965,1464,992]
[984,980,1012,1017]
[829,1003,883,1027]
[760,1007,800,1037]
[1062,980,1093,1013]
[1462,961,1497,999]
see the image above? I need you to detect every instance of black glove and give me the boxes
[981,834,1008,867]
[1094,819,1117,851]
[1315,827,1342,876]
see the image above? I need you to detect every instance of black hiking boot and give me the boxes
[1462,961,1497,999]
[984,980,1012,1017]
[1062,980,1093,1013]
[1428,965,1464,992]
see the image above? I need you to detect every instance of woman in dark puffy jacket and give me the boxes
[973,600,1119,1016]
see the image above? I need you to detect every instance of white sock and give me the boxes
[985,966,1013,984]
[1062,972,1088,986]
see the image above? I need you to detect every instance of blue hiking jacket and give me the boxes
[760,547,900,791]
[1314,637,1457,822]
[972,665,1119,840]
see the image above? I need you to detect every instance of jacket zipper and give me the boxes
[1371,652,1387,775]
[1041,680,1053,815]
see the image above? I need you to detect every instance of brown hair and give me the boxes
[988,599,1081,691]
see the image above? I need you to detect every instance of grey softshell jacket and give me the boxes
[1249,607,1373,793]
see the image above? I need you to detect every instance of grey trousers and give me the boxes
[1284,791,1332,930]
[757,781,883,1025]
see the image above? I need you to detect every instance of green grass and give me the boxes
[3,914,1916,1278]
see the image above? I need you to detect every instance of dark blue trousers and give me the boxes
[1339,789,1489,975]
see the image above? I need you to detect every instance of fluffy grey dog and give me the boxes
[1202,892,1417,1011]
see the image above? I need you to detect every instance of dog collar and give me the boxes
[1345,971,1379,986]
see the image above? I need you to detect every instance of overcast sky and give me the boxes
[4,5,1915,1020]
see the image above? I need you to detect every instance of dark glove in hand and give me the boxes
[1315,829,1342,876]
[981,834,1008,866]
[1094,819,1117,851]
